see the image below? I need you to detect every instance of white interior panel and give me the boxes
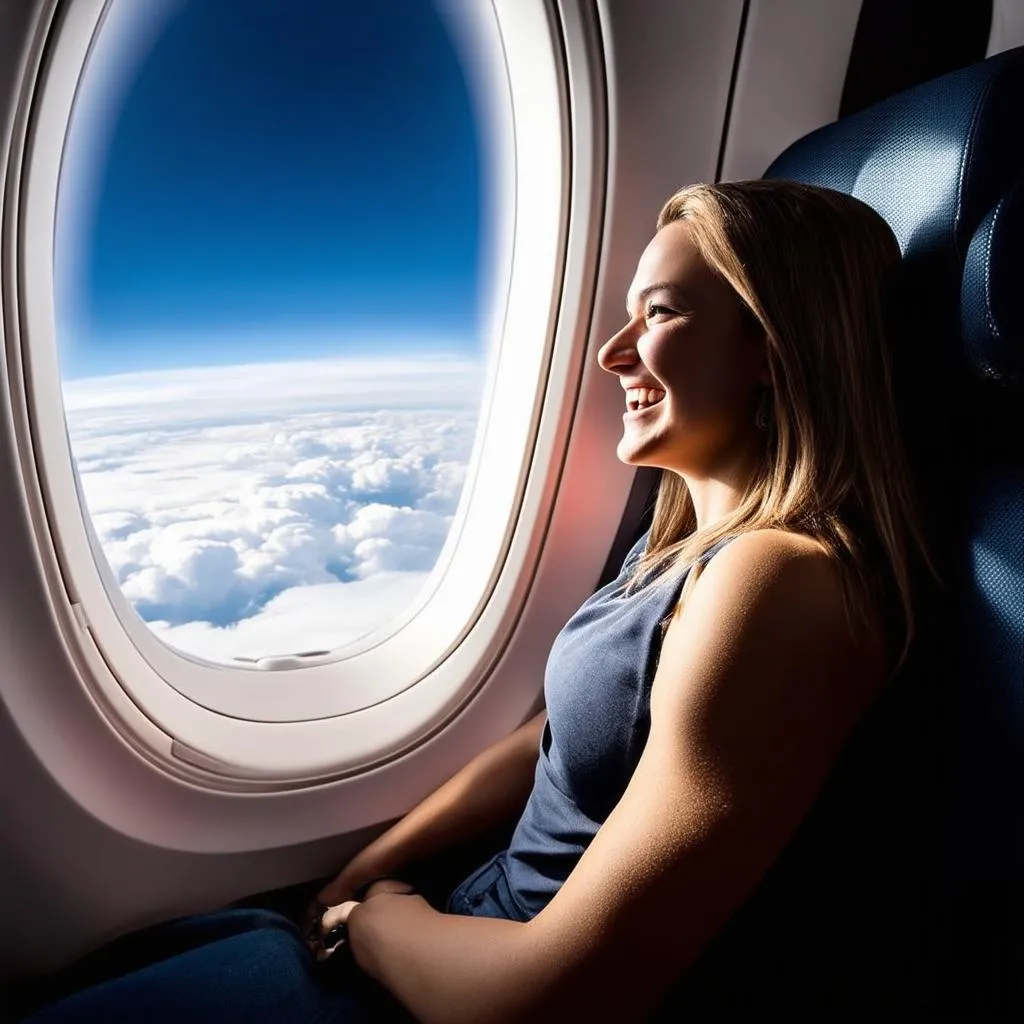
[987,0,1024,55]
[719,0,863,182]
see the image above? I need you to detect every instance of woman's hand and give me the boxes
[304,877,416,961]
[304,900,359,963]
[302,858,397,951]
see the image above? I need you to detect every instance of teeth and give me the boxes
[625,387,665,410]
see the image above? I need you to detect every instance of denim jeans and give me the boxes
[19,907,410,1023]
[444,851,527,922]
[16,855,519,1023]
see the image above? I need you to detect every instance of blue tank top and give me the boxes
[446,527,938,1012]
[451,529,736,922]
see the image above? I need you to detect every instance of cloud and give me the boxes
[150,572,430,664]
[64,355,483,661]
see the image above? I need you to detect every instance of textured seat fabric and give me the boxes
[767,47,1024,268]
[961,178,1024,386]
[766,46,1024,1014]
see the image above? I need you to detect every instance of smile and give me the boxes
[625,387,666,412]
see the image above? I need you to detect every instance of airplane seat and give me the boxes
[762,44,1024,1013]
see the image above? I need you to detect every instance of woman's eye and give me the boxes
[644,304,673,320]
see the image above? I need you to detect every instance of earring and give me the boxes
[755,388,773,432]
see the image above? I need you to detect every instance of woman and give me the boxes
[24,180,934,1022]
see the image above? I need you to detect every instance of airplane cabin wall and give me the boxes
[988,0,1024,56]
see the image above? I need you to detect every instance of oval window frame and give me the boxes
[13,0,607,781]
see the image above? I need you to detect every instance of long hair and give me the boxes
[626,180,937,672]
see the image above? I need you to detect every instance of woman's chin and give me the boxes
[615,439,640,464]
[616,437,658,467]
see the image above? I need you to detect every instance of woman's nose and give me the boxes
[597,320,640,375]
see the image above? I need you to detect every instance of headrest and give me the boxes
[961,180,1024,389]
[766,46,1024,299]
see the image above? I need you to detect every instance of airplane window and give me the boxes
[22,0,567,738]
[54,0,495,666]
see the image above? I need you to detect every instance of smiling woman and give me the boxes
[21,177,938,1024]
[600,219,769,479]
[51,0,496,666]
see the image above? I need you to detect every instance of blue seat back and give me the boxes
[765,46,1024,1013]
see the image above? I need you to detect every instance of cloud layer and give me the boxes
[63,355,482,663]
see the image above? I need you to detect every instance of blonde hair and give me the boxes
[627,180,937,672]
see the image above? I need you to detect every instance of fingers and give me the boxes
[303,899,355,963]
[307,880,415,934]
[301,897,358,943]
[308,900,360,964]
[303,888,419,966]
[320,900,360,932]
[304,879,415,961]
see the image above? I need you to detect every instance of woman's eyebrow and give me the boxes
[626,282,690,316]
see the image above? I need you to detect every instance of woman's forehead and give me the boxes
[627,220,720,310]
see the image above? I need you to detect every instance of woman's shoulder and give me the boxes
[716,526,831,560]
[674,528,886,688]
[692,528,840,606]
[704,528,852,600]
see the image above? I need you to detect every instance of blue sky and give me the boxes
[57,0,483,379]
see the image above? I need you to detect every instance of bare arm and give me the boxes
[346,531,887,1023]
[318,709,547,903]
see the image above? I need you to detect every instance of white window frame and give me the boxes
[12,0,607,782]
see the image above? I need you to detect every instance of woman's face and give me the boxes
[597,219,769,477]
